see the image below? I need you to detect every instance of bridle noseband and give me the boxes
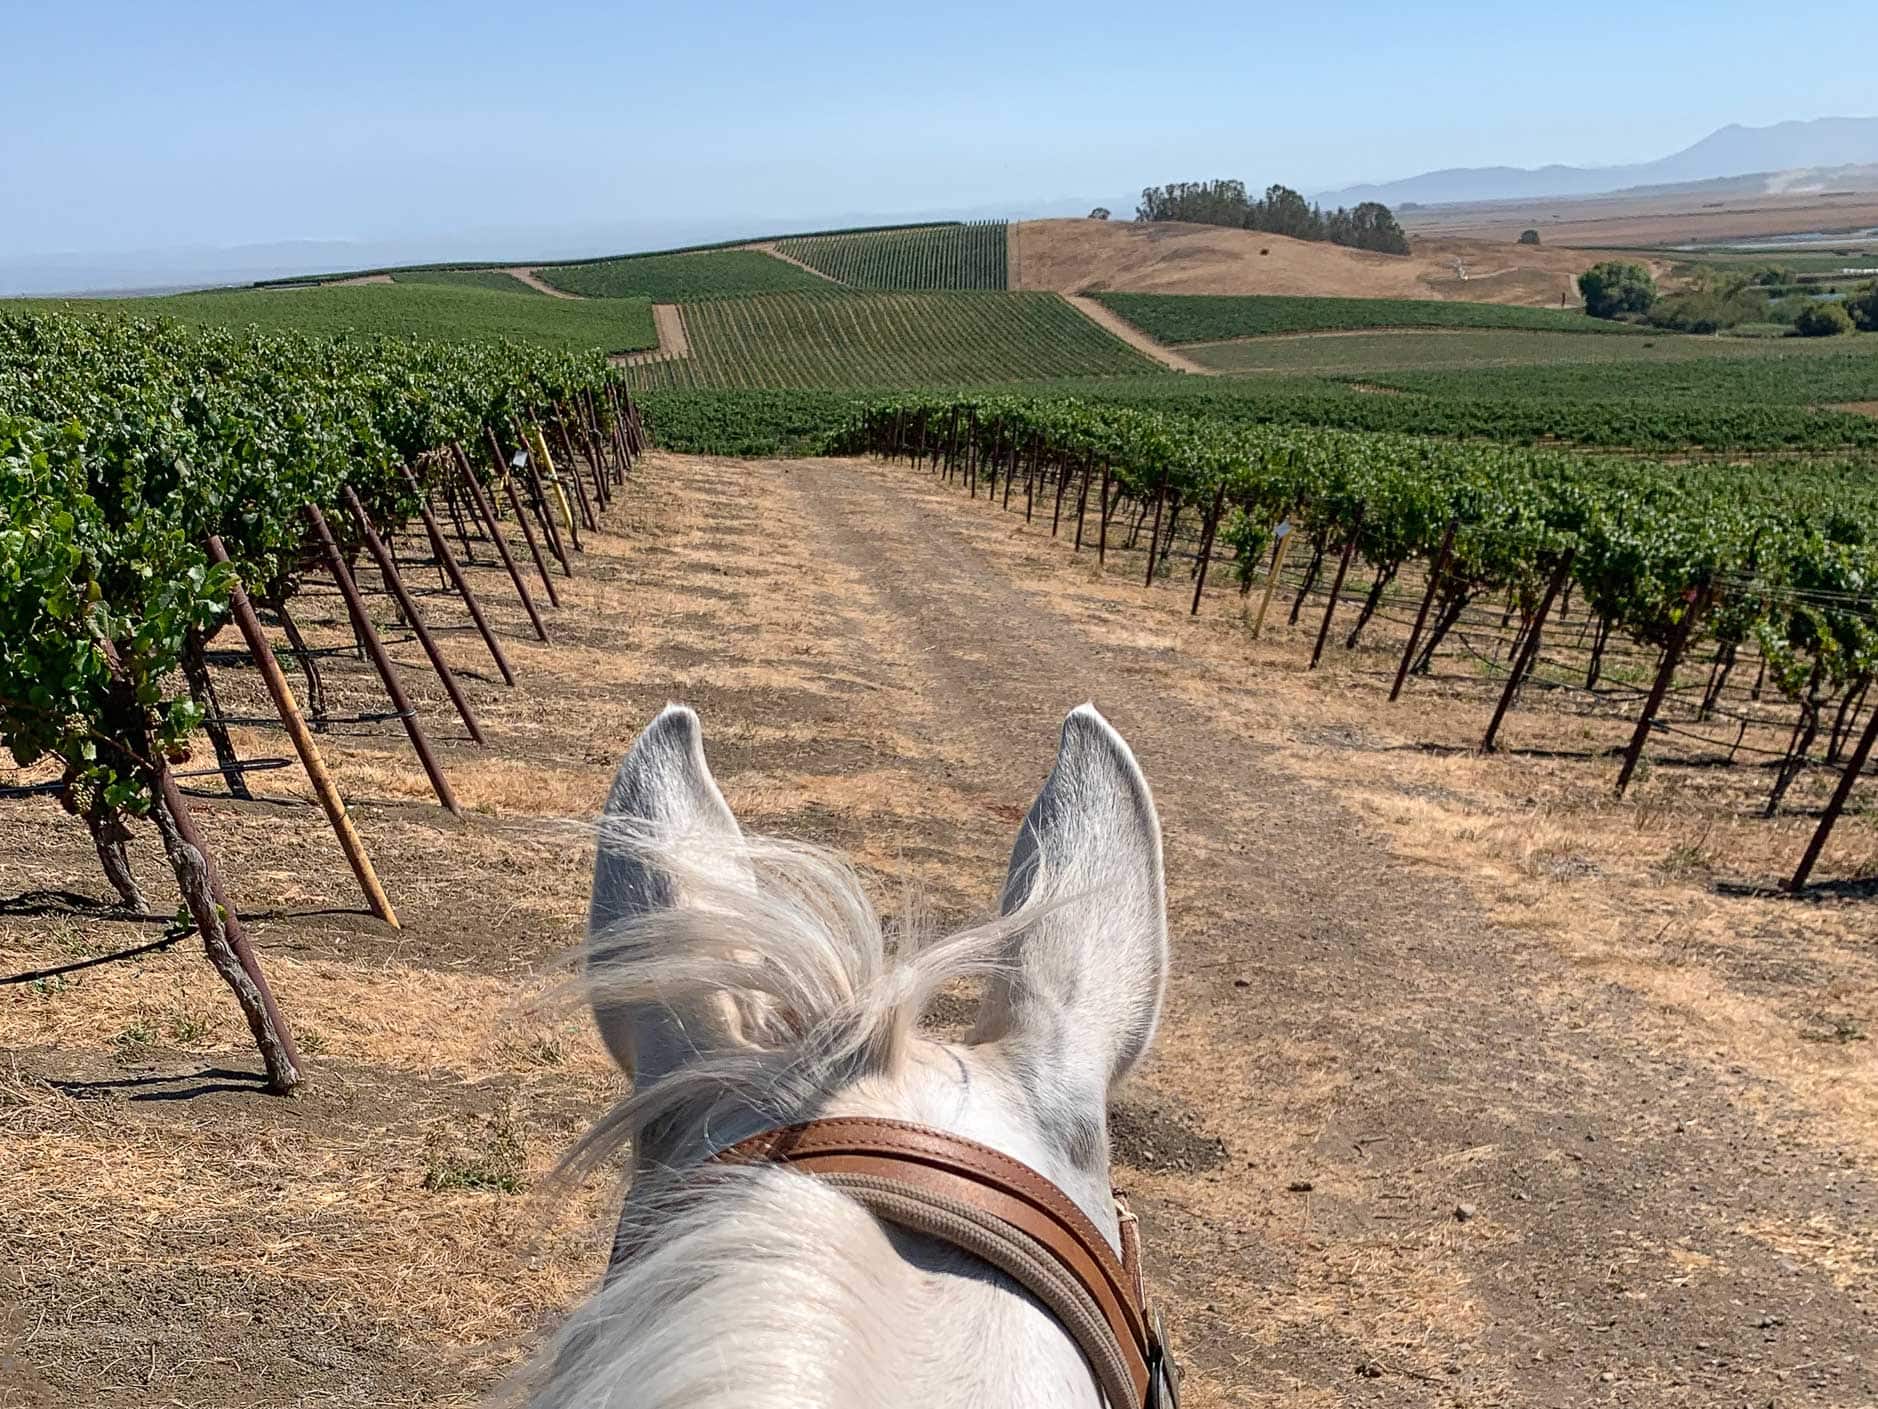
[716,1117,1179,1408]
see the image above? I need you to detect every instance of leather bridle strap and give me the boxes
[715,1117,1169,1408]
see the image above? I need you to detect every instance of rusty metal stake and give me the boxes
[452,443,549,642]
[304,503,460,816]
[343,486,485,746]
[401,466,514,686]
[205,536,398,927]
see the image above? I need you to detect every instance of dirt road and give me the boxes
[1066,294,1213,374]
[2,452,1869,1408]
[504,266,579,298]
[751,457,1873,1406]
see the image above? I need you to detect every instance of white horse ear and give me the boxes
[588,704,753,1078]
[973,705,1168,1099]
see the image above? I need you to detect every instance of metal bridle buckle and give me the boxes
[1145,1307,1179,1408]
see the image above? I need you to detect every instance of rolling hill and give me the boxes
[1009,219,1636,305]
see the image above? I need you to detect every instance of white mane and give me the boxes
[524,702,1168,1409]
[533,830,1079,1409]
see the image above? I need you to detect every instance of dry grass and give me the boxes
[1012,218,1609,305]
[6,448,1873,1408]
[871,456,1878,1165]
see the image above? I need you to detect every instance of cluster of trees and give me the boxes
[1135,180,1411,255]
[1579,259,1876,338]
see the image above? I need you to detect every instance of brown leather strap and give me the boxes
[716,1117,1154,1405]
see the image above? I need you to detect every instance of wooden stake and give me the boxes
[539,414,595,535]
[342,486,485,746]
[304,503,460,816]
[1253,523,1297,639]
[1074,460,1092,551]
[516,416,578,559]
[205,536,398,927]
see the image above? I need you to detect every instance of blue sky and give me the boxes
[3,0,1873,262]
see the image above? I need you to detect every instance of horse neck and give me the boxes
[561,1164,1101,1409]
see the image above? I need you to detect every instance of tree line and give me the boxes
[1135,180,1411,255]
[1578,259,1878,338]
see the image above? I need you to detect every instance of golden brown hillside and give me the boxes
[1011,218,1662,305]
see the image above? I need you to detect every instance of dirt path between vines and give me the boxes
[504,267,579,299]
[614,304,689,366]
[746,241,845,284]
[1066,294,1214,374]
[2,452,1871,1409]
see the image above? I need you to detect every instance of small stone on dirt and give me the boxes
[1232,977,1250,989]
[1455,1202,1477,1221]
[1356,1360,1384,1379]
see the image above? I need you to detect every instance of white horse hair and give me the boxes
[534,702,1168,1409]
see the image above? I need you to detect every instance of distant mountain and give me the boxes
[1317,116,1878,208]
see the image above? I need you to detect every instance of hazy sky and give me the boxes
[5,0,1873,259]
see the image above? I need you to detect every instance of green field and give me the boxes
[1186,325,1872,375]
[775,223,1009,290]
[390,268,542,295]
[12,282,658,355]
[535,249,828,301]
[1097,292,1635,344]
[1376,335,1878,406]
[623,290,1152,389]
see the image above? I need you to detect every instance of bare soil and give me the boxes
[1011,219,1629,306]
[747,242,845,284]
[615,305,689,367]
[3,452,1873,1407]
[1065,294,1213,373]
[504,268,578,299]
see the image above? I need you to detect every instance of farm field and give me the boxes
[628,357,1878,456]
[1397,185,1878,247]
[391,268,545,295]
[1184,324,1874,374]
[622,290,1158,389]
[1377,334,1878,404]
[1096,292,1634,343]
[533,249,828,300]
[775,222,1009,290]
[4,448,1872,1408]
[11,282,658,355]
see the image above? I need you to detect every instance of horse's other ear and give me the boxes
[588,704,752,1078]
[974,704,1168,1107]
